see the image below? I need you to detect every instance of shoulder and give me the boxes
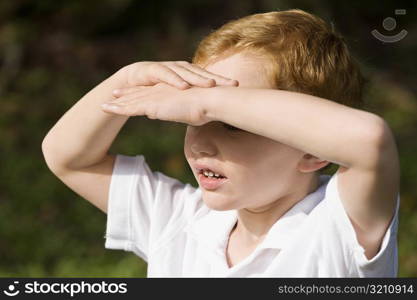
[311,171,399,276]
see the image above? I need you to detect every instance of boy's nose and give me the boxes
[190,142,217,156]
[187,122,222,155]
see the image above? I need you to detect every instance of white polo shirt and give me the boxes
[104,154,400,277]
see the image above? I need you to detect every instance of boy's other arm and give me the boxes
[41,67,130,213]
[202,86,400,260]
[42,62,237,213]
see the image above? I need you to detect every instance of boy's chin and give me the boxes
[202,196,237,211]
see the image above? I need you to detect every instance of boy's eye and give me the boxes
[222,123,241,131]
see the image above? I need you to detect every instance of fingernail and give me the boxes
[112,89,121,95]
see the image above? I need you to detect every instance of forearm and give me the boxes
[42,68,130,171]
[204,86,385,169]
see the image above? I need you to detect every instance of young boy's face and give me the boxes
[184,51,317,212]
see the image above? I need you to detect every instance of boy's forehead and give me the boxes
[205,52,273,89]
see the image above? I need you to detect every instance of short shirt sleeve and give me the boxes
[104,154,203,262]
[322,172,400,277]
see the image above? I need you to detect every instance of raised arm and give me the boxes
[41,61,238,213]
[41,67,130,212]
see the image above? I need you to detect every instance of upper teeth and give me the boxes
[203,170,222,178]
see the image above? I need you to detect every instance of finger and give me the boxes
[107,91,150,105]
[112,86,148,97]
[110,96,142,106]
[101,103,126,114]
[176,62,239,86]
[108,85,157,103]
[184,64,239,86]
[164,64,216,88]
[149,64,190,90]
[101,102,143,116]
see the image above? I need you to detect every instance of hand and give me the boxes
[118,60,239,89]
[101,82,214,126]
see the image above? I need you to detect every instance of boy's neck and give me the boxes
[233,174,320,245]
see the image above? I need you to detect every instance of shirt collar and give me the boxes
[185,175,331,254]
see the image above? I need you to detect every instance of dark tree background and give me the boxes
[1,0,416,277]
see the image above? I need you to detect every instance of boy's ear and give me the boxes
[297,153,330,173]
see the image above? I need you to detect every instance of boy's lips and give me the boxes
[198,173,228,190]
[192,162,227,178]
[191,161,229,190]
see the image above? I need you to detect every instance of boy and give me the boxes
[42,9,400,277]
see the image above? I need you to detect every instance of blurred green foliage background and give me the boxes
[1,0,416,277]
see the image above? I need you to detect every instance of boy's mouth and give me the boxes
[198,168,227,179]
[193,162,227,179]
[197,170,228,190]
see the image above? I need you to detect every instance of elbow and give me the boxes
[366,114,396,151]
[41,135,54,163]
[41,137,55,173]
[41,136,49,156]
[41,136,50,164]
[41,137,66,176]
[361,114,398,170]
